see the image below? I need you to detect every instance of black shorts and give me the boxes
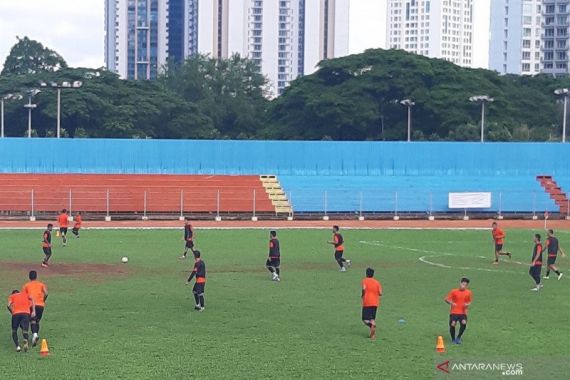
[12,313,30,330]
[529,265,542,275]
[193,282,205,295]
[60,227,68,235]
[42,247,52,255]
[32,306,44,322]
[362,306,377,321]
[547,256,557,265]
[495,243,503,251]
[266,258,280,268]
[449,314,467,324]
[334,250,344,260]
[185,240,194,249]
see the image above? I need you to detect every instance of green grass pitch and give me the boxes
[0,228,569,379]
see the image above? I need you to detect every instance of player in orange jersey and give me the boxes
[361,268,382,339]
[7,290,36,352]
[22,270,48,346]
[57,208,69,246]
[491,222,511,264]
[445,278,472,344]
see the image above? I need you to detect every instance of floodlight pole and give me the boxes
[469,95,494,143]
[480,102,486,143]
[400,99,415,142]
[555,88,569,143]
[563,95,567,143]
[40,80,83,138]
[57,88,61,138]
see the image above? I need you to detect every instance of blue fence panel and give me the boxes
[1,139,570,176]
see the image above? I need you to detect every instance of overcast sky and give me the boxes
[0,0,491,72]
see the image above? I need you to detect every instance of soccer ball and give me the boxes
[121,256,129,263]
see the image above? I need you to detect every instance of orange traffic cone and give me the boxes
[436,336,445,353]
[40,339,49,356]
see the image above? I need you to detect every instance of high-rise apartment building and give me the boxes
[489,0,542,75]
[195,0,349,95]
[104,0,169,80]
[387,0,473,67]
[542,0,570,75]
[105,0,349,95]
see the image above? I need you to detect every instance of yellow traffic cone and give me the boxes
[40,339,49,356]
[56,230,60,237]
[436,336,445,353]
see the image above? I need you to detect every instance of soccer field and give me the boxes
[1,228,569,379]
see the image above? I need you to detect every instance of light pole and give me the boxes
[24,89,41,138]
[400,99,415,142]
[1,93,23,138]
[554,88,569,142]
[469,95,494,143]
[39,81,83,138]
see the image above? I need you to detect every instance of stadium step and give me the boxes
[537,175,569,214]
[259,175,292,214]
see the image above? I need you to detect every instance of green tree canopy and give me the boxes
[267,49,570,141]
[1,37,67,76]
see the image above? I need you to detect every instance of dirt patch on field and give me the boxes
[0,262,130,282]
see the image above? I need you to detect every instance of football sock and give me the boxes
[450,326,456,340]
[555,270,561,275]
[193,293,200,305]
[12,331,18,346]
[546,269,551,277]
[276,268,280,276]
[458,324,466,339]
[23,331,29,341]
[31,322,38,334]
[267,266,274,273]
[199,295,205,308]
[337,260,344,268]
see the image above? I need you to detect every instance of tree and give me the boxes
[267,49,570,141]
[1,37,67,76]
[160,54,269,139]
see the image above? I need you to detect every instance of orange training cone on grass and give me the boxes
[436,336,445,353]
[40,339,49,356]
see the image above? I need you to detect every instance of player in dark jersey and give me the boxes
[265,230,281,282]
[41,224,53,268]
[529,234,543,291]
[543,229,565,280]
[187,251,206,311]
[180,218,196,259]
[328,226,351,272]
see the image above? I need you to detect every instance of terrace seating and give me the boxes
[279,175,557,213]
[0,174,275,214]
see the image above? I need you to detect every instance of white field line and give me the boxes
[359,240,525,274]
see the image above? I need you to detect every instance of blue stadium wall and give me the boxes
[0,138,569,175]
